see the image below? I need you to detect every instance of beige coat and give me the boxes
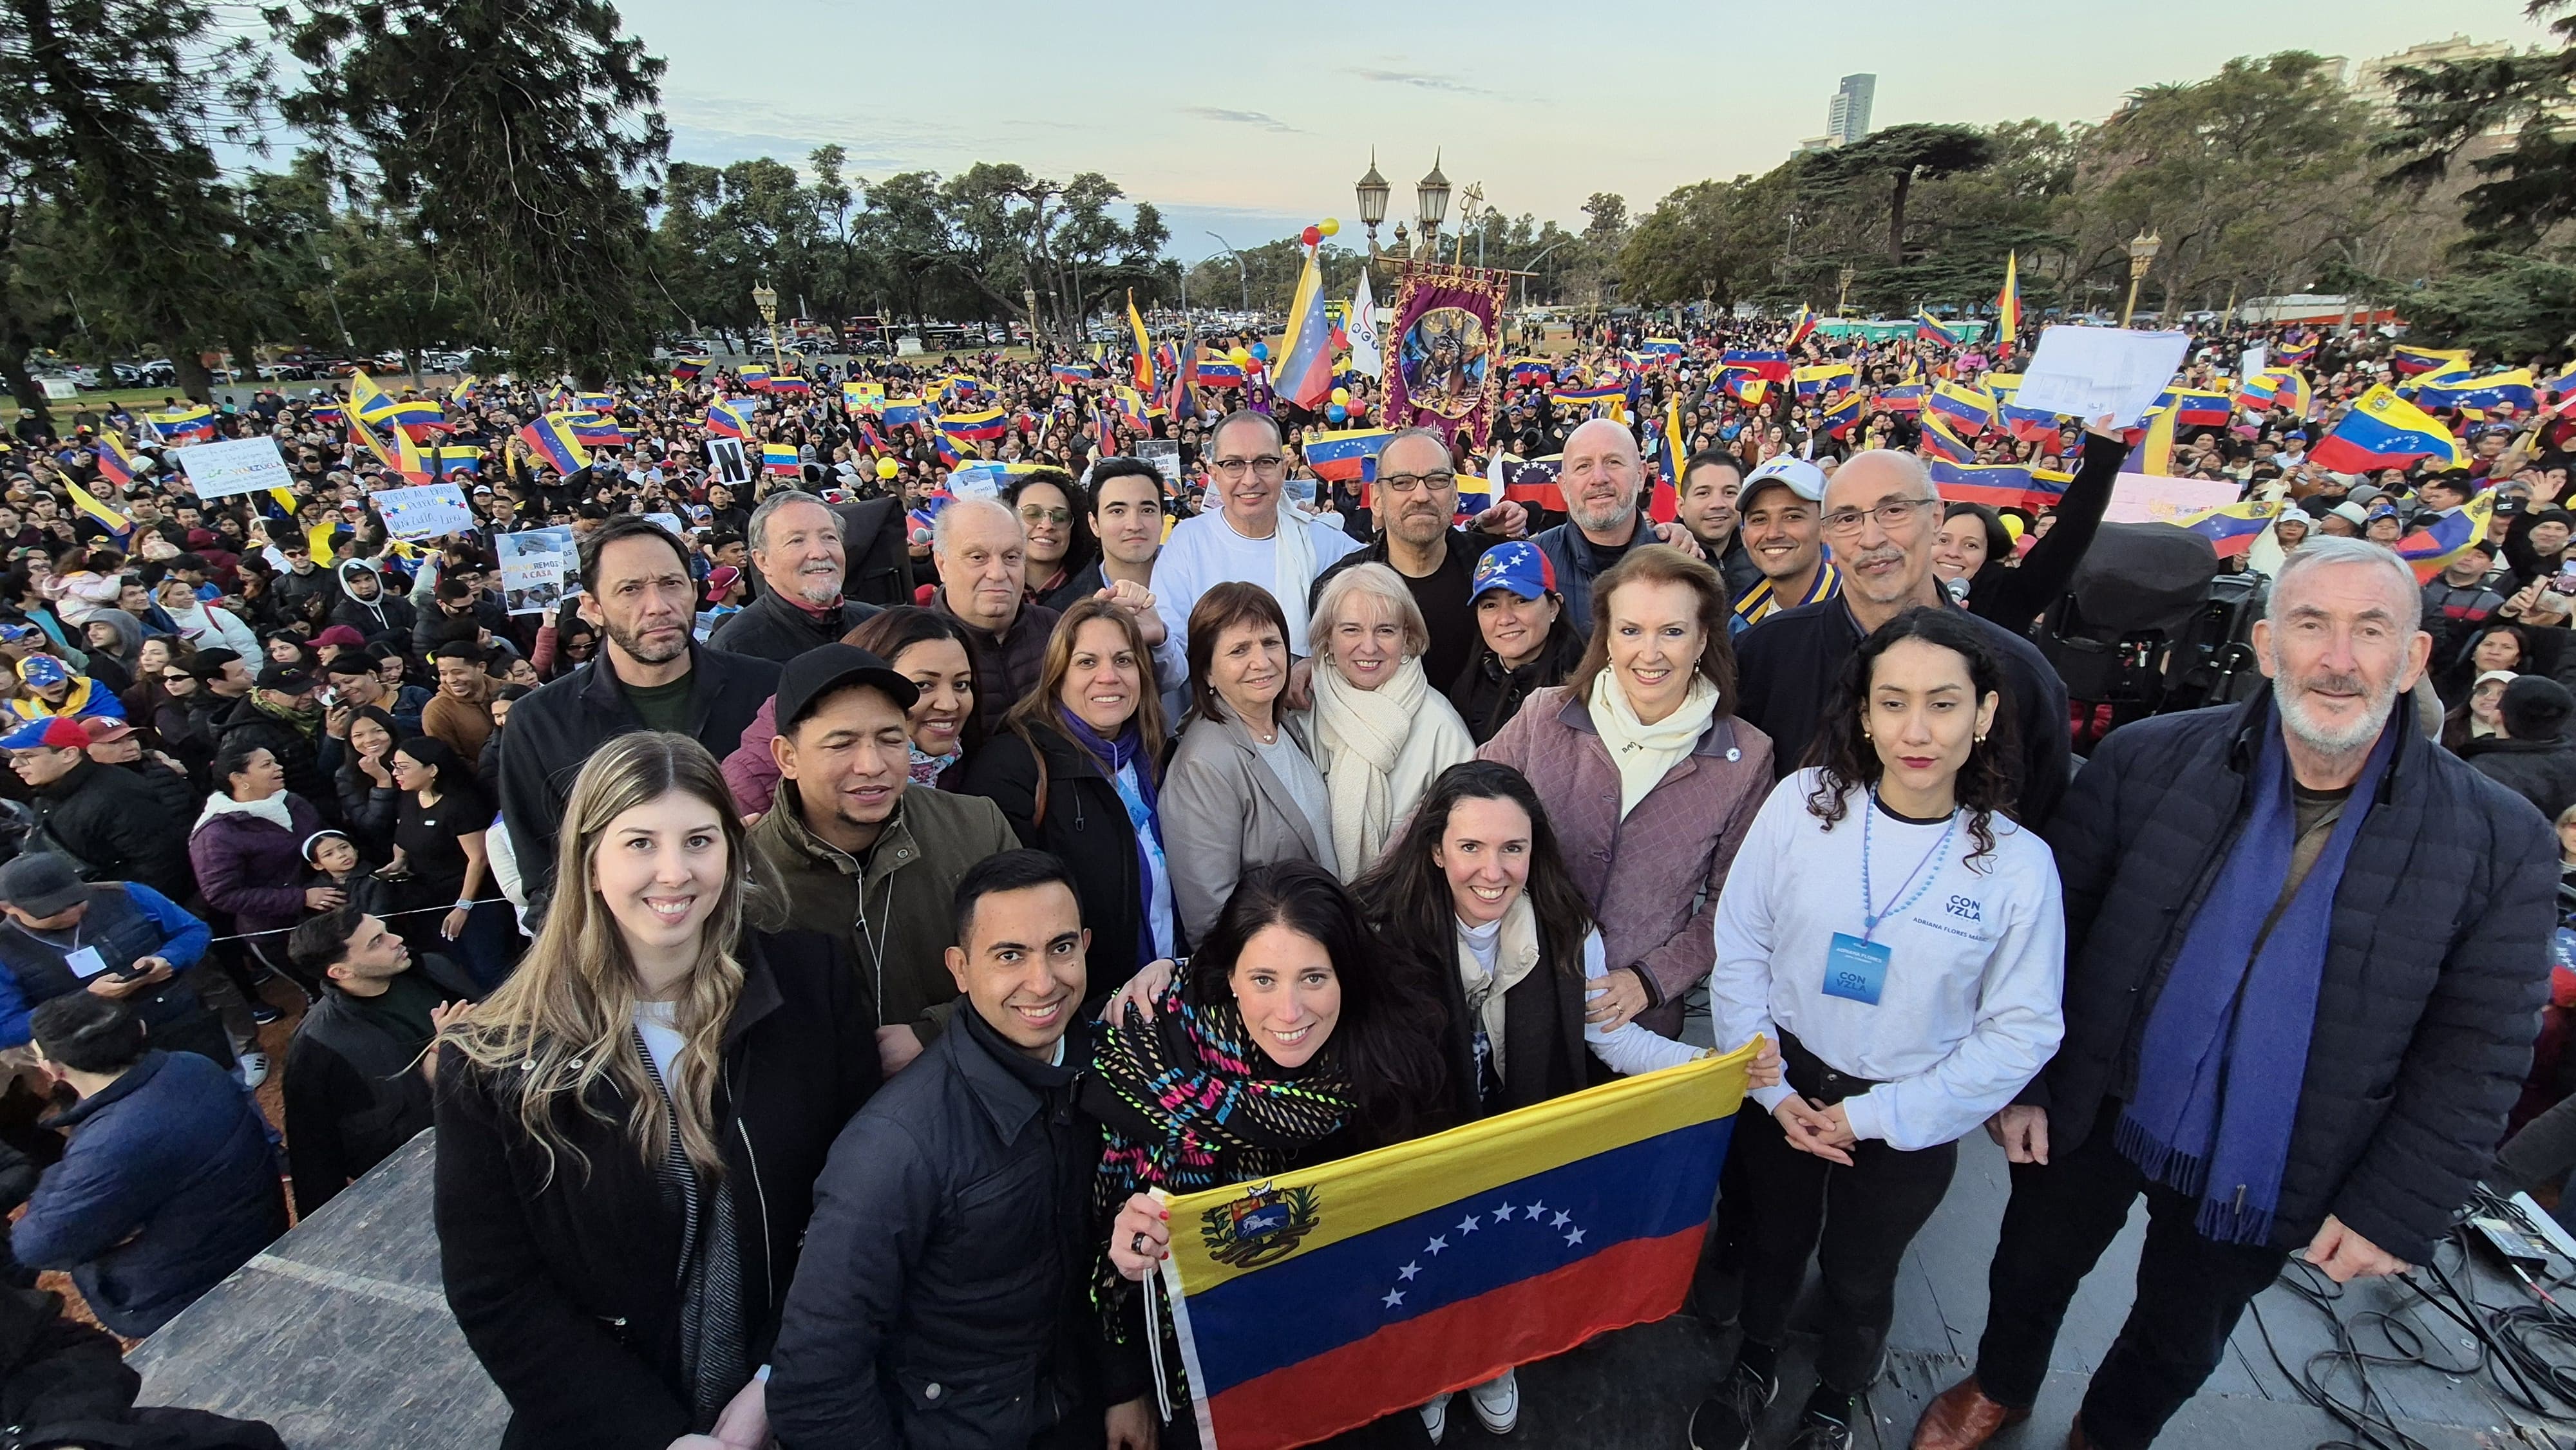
[1160,710,1331,944]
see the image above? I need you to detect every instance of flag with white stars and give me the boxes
[1155,1044,1760,1450]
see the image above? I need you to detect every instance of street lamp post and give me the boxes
[751,281,783,373]
[2121,230,2162,328]
[1837,265,1857,318]
[1355,152,1391,264]
[1206,232,1250,315]
[1416,152,1450,261]
[1520,238,1571,312]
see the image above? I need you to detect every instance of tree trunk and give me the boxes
[224,329,261,393]
[1888,169,1912,267]
[166,331,214,404]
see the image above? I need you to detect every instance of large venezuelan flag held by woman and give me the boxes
[1158,1042,1758,1450]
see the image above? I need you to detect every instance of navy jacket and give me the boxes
[12,1050,287,1336]
[2031,695,2556,1263]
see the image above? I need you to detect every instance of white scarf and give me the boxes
[1312,654,1428,876]
[1589,670,1720,820]
[193,789,294,836]
[1222,505,1317,652]
[1457,896,1542,1086]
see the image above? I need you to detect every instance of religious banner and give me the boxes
[1379,262,1513,453]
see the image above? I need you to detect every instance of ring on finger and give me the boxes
[1131,1230,1147,1254]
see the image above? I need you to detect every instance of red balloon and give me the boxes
[1349,400,1368,419]
[1302,225,1322,247]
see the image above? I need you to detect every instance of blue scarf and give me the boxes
[1056,706,1162,956]
[2116,699,2399,1246]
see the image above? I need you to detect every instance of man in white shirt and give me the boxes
[1153,410,1362,675]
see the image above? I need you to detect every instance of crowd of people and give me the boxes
[0,308,2564,1450]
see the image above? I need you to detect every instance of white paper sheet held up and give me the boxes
[2013,326,2192,428]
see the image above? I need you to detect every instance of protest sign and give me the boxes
[174,436,293,502]
[497,527,580,616]
[372,483,475,541]
[706,438,751,487]
[2103,473,2244,525]
[2014,327,2191,429]
[1137,439,1182,496]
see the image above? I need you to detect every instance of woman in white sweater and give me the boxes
[1307,561,1473,878]
[1692,606,2066,1450]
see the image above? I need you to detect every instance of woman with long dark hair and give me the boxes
[386,734,520,990]
[1094,860,1448,1448]
[1690,607,2065,1450]
[1006,469,1103,612]
[434,732,875,1450]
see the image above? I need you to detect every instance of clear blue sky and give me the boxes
[614,0,2549,263]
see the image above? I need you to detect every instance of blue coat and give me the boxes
[11,1050,287,1335]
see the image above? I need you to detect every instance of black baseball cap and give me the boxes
[191,647,243,679]
[256,663,316,693]
[773,644,917,732]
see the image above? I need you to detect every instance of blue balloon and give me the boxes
[1251,342,1271,362]
[1327,404,1348,422]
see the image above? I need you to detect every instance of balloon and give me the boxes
[1320,218,1341,238]
[875,457,900,480]
[1327,404,1348,423]
[2001,514,2026,541]
[1331,387,1350,406]
[1251,342,1269,362]
[1349,400,1368,420]
[1229,347,1252,367]
[1302,225,1322,247]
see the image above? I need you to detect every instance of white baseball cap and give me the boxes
[1740,455,1828,505]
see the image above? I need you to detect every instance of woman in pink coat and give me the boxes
[1478,545,1773,1041]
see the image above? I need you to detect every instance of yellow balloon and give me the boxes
[1331,388,1350,406]
[875,457,900,480]
[1229,347,1252,367]
[2001,514,2027,541]
[1319,218,1341,238]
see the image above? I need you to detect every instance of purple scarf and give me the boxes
[1056,706,1161,955]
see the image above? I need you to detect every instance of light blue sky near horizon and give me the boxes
[621,0,2548,264]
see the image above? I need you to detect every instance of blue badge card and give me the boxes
[1823,933,1890,1006]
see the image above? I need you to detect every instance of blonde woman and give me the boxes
[1307,561,1474,878]
[433,732,878,1450]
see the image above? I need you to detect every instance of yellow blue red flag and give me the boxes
[2395,491,2498,582]
[1159,1045,1756,1450]
[2163,500,2284,560]
[2311,385,2465,473]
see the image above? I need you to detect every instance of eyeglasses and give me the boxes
[1820,497,1937,535]
[1017,505,1072,525]
[1378,471,1456,496]
[1210,455,1286,479]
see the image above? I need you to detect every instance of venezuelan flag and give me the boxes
[2235,374,2283,414]
[1113,387,1153,431]
[1051,362,1099,384]
[1915,312,1964,347]
[569,413,629,447]
[1653,394,1683,524]
[1641,338,1686,359]
[1928,382,1997,435]
[1551,383,1629,418]
[450,374,478,404]
[1304,428,1396,485]
[1993,253,2020,356]
[2275,337,2317,366]
[737,365,773,391]
[1818,391,1867,439]
[2311,385,2465,473]
[516,415,591,475]
[878,399,928,428]
[1786,305,1818,349]
[762,444,803,477]
[2165,500,2284,560]
[2270,370,2313,420]
[66,481,130,540]
[768,374,813,397]
[1506,358,1554,386]
[1929,459,2042,510]
[706,402,756,440]
[310,402,346,430]
[670,357,708,381]
[1920,412,1977,464]
[1998,400,2067,444]
[347,372,397,426]
[2123,407,2178,476]
[1721,372,1770,407]
[1275,249,1336,410]
[428,446,485,475]
[937,407,1010,444]
[1160,1046,1755,1450]
[146,405,217,444]
[2396,491,2498,583]
[2390,345,2472,378]
[2418,369,2539,415]
[2546,362,2576,401]
[1793,364,1856,400]
[1490,455,1564,505]
[933,433,962,468]
[352,415,430,482]
[1718,350,1792,384]
[1129,290,1156,393]
[93,433,141,489]
[388,398,449,438]
[1877,384,1927,415]
[2167,388,2234,429]
[572,392,612,413]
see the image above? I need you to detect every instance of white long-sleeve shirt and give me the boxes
[1708,769,2065,1151]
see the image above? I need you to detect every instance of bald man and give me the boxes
[1531,417,1703,635]
[1732,449,2072,827]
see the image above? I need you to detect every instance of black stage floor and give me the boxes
[130,1131,2576,1449]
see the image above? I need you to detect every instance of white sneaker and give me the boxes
[1468,1368,1519,1435]
[235,1052,270,1089]
[1420,1392,1452,1444]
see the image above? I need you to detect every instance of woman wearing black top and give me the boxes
[335,705,406,861]
[1931,424,2129,629]
[387,735,520,988]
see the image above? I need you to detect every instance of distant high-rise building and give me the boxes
[1826,73,1876,146]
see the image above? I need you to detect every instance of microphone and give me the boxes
[1945,575,1971,605]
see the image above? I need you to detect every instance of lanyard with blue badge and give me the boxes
[1825,788,1958,1006]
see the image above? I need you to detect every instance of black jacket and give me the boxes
[495,642,782,916]
[957,720,1155,997]
[432,930,878,1450]
[768,1010,1099,1450]
[2029,695,2556,1264]
[213,695,341,829]
[1736,595,2074,829]
[29,758,196,903]
[2462,734,2576,824]
[1446,618,1587,746]
[705,587,882,664]
[330,585,419,645]
[0,1284,140,1429]
[283,952,482,1215]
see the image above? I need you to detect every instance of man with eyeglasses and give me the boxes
[1153,410,1362,670]
[1308,427,1519,689]
[1530,417,1705,636]
[1733,449,2072,828]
